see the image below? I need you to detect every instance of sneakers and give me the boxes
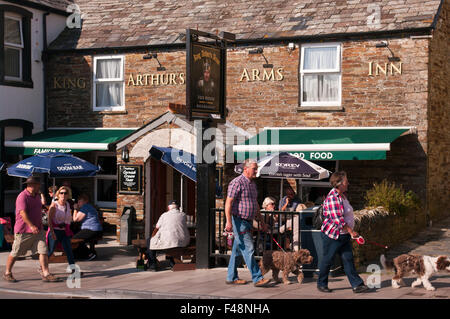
[87,253,97,261]
[254,278,271,287]
[3,273,17,283]
[226,279,248,285]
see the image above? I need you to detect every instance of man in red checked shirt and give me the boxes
[225,159,271,288]
[317,171,369,294]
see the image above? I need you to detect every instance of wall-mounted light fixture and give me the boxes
[248,48,273,68]
[121,146,129,163]
[375,41,400,62]
[143,52,166,71]
[287,42,296,52]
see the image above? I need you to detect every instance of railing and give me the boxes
[212,208,301,260]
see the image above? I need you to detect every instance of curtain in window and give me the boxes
[95,59,123,107]
[303,74,339,102]
[4,47,20,77]
[303,47,337,70]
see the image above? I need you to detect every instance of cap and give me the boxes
[168,199,179,207]
[23,176,40,185]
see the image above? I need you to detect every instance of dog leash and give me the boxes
[270,234,286,253]
[353,236,388,249]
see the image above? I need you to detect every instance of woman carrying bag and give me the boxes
[47,186,76,269]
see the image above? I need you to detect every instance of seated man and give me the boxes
[72,193,103,261]
[146,200,190,271]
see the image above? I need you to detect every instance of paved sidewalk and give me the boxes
[0,216,449,299]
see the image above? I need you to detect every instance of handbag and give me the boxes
[42,211,49,226]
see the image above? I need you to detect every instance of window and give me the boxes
[4,14,23,80]
[300,43,341,108]
[95,153,117,208]
[0,5,32,87]
[93,55,125,111]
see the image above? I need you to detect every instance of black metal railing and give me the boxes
[211,208,301,260]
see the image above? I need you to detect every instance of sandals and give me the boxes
[3,273,17,283]
[42,273,62,282]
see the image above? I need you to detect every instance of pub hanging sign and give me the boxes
[118,165,142,194]
[186,29,229,121]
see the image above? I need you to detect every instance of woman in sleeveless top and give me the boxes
[47,186,76,267]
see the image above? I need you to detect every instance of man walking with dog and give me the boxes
[225,159,271,287]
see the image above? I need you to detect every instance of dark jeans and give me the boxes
[73,229,102,254]
[48,229,75,265]
[317,232,364,289]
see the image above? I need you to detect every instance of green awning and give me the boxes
[5,128,136,155]
[233,127,414,161]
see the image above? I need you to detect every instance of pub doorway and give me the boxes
[148,157,196,236]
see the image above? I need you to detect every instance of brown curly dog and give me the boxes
[259,249,313,284]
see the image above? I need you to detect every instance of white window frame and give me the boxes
[92,55,125,111]
[300,43,342,107]
[4,14,23,81]
[94,152,117,208]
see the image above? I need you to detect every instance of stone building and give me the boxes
[3,1,448,247]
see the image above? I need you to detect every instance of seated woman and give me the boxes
[278,202,308,252]
[47,186,77,269]
[73,193,103,261]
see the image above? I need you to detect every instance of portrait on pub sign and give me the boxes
[191,43,222,114]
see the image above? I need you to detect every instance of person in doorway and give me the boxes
[47,186,77,271]
[3,176,60,283]
[279,186,301,212]
[73,193,103,261]
[317,171,369,294]
[146,200,190,271]
[225,159,271,287]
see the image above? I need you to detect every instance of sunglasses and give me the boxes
[59,192,68,195]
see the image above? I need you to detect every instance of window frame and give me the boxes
[4,14,23,81]
[299,42,342,108]
[0,5,32,88]
[92,55,125,112]
[94,152,117,208]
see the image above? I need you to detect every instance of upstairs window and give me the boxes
[0,5,32,87]
[300,43,341,108]
[93,55,125,111]
[4,14,23,81]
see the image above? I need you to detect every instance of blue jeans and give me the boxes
[48,229,75,265]
[317,233,364,289]
[227,215,263,283]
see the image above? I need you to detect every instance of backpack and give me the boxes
[312,205,324,230]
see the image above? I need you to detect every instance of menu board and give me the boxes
[118,165,142,194]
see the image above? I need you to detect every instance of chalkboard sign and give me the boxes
[118,165,142,194]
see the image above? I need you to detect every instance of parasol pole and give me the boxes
[180,175,183,212]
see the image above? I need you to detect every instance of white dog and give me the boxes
[380,254,450,291]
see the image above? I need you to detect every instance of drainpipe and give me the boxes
[42,12,50,130]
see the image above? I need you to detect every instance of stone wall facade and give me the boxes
[46,32,443,239]
[428,0,450,222]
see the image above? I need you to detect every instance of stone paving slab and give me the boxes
[0,216,449,300]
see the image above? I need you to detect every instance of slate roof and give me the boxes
[7,0,74,13]
[48,0,443,50]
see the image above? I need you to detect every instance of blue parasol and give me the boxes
[7,152,100,178]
